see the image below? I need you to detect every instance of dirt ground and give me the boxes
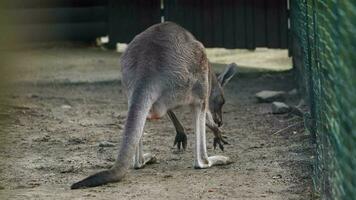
[0,45,313,200]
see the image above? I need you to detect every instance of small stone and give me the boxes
[288,88,298,96]
[98,141,116,147]
[272,174,282,179]
[255,90,286,103]
[27,93,39,98]
[60,166,76,173]
[61,105,72,109]
[113,112,127,119]
[271,102,290,114]
[163,174,173,178]
[33,135,50,142]
[297,99,306,108]
[68,137,85,145]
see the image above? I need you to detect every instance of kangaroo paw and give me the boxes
[213,135,229,151]
[173,132,188,150]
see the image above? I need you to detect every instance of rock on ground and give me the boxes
[255,90,286,103]
[98,141,116,147]
[272,101,291,114]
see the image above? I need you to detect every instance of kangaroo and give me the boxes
[71,22,237,189]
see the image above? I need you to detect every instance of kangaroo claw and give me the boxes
[212,127,229,151]
[213,136,228,151]
[174,132,187,150]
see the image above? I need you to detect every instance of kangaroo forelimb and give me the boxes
[168,110,188,150]
[207,124,229,151]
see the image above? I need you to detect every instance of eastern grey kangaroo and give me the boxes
[71,22,237,189]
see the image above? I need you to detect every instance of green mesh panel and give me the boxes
[290,0,356,199]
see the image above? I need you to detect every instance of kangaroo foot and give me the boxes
[134,153,157,169]
[208,155,232,166]
[174,131,188,150]
[71,168,123,189]
[194,156,231,169]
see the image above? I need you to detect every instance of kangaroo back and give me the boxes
[120,22,207,95]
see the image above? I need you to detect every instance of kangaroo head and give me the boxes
[209,63,238,127]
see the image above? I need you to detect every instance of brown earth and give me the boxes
[0,45,313,200]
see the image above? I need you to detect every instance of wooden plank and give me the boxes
[193,0,203,41]
[108,0,160,47]
[201,0,214,47]
[10,22,107,42]
[163,0,172,21]
[266,0,280,48]
[212,0,224,47]
[254,0,267,47]
[223,0,235,48]
[279,0,288,48]
[137,0,160,33]
[108,0,130,46]
[245,0,255,49]
[167,0,184,26]
[182,0,194,34]
[3,0,108,9]
[234,0,246,48]
[4,7,108,24]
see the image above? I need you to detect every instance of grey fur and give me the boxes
[71,22,237,189]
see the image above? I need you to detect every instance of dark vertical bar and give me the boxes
[266,0,280,48]
[234,0,245,48]
[125,0,136,43]
[223,0,235,48]
[182,0,194,33]
[108,0,120,47]
[108,0,160,48]
[245,0,255,49]
[279,0,288,48]
[181,0,188,27]
[188,0,198,36]
[164,0,172,21]
[194,0,203,41]
[168,0,180,23]
[254,0,267,47]
[212,0,224,47]
[202,0,214,47]
[137,0,160,34]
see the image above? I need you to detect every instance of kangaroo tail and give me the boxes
[71,86,156,189]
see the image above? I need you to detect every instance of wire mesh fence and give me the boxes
[290,0,356,199]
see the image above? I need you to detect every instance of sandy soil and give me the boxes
[0,45,313,200]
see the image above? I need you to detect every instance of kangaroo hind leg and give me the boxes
[193,103,231,169]
[133,137,157,169]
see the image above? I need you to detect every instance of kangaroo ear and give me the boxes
[218,63,238,87]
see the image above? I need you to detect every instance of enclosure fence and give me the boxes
[290,1,356,199]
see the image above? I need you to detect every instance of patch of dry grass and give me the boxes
[206,48,292,73]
